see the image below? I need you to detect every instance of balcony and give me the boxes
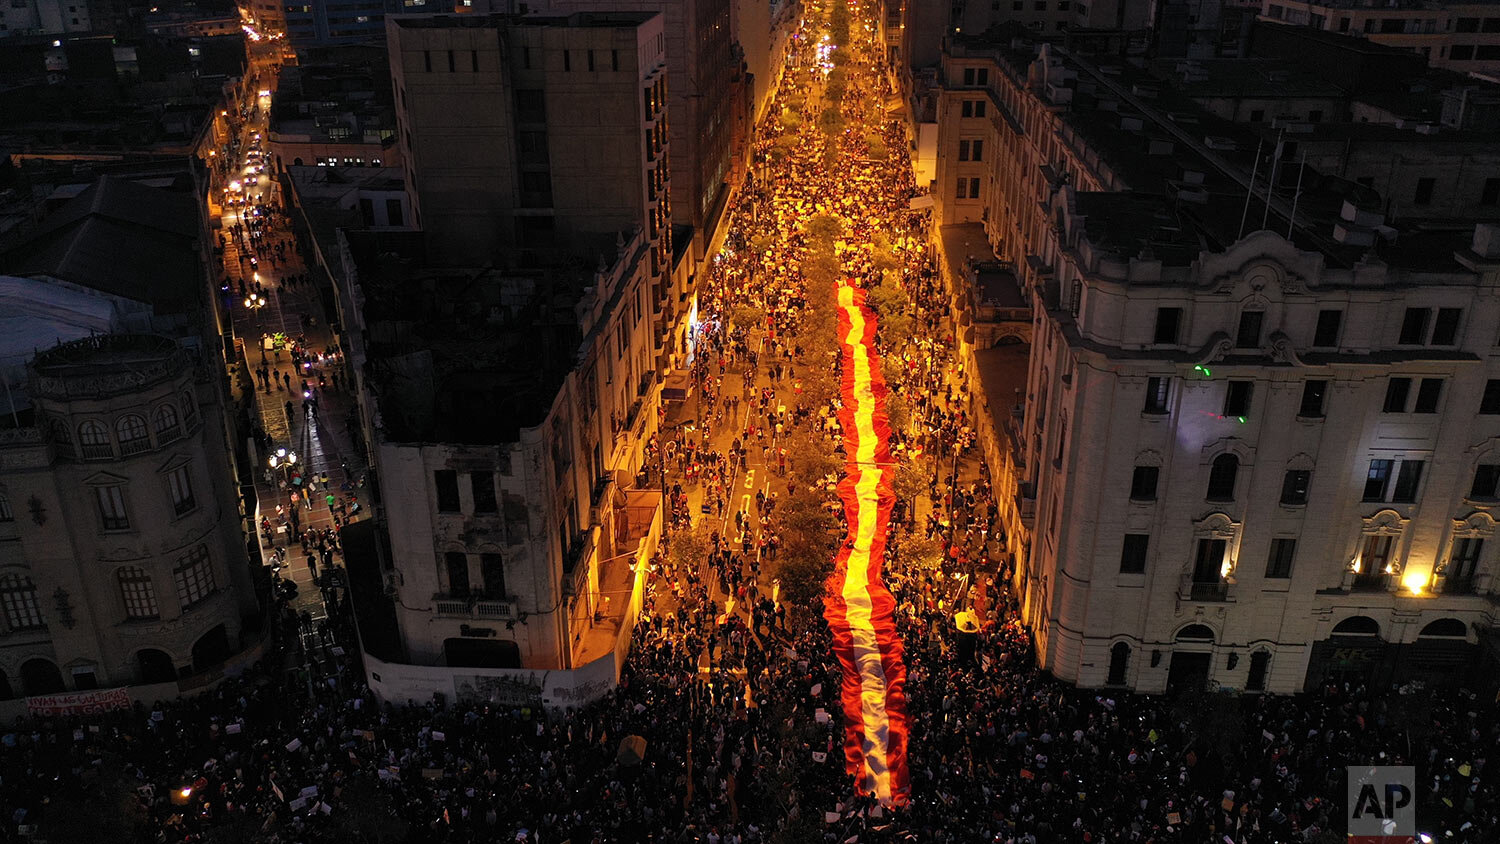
[1179,573,1231,602]
[434,594,516,619]
[1015,481,1036,526]
[1352,572,1392,592]
[1442,574,1475,595]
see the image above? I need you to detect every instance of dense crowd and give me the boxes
[3,4,1495,844]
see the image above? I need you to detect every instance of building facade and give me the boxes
[0,330,258,698]
[1259,0,1500,74]
[387,12,672,278]
[332,226,663,677]
[935,31,1500,694]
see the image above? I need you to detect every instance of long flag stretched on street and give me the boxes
[823,281,911,807]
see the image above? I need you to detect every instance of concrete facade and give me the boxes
[1260,0,1500,73]
[0,335,258,698]
[388,12,671,275]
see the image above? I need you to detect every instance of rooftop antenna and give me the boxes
[1286,151,1307,241]
[1237,136,1263,240]
[1261,129,1285,232]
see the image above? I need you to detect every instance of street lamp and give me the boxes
[244,292,267,309]
[269,447,298,479]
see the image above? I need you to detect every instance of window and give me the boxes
[1244,650,1271,691]
[1451,44,1476,61]
[971,140,983,160]
[1299,380,1327,418]
[515,89,545,122]
[97,486,129,531]
[1413,177,1435,206]
[154,405,181,440]
[471,50,479,72]
[967,177,981,198]
[1280,469,1310,505]
[471,472,497,513]
[1448,538,1482,592]
[1356,535,1393,589]
[1383,377,1411,413]
[1398,308,1429,345]
[1307,109,1323,123]
[1413,378,1443,413]
[1313,309,1342,347]
[1235,311,1264,348]
[1249,109,1265,122]
[1481,379,1500,414]
[0,574,43,630]
[1364,459,1393,501]
[1457,16,1480,31]
[587,49,595,71]
[435,470,460,512]
[1193,538,1227,584]
[118,567,159,619]
[423,50,431,72]
[563,49,570,71]
[1431,308,1461,345]
[444,551,470,596]
[79,420,112,460]
[958,140,971,160]
[1143,377,1170,414]
[386,198,404,227]
[1129,466,1159,501]
[0,493,10,522]
[1106,642,1129,685]
[1470,464,1500,500]
[1153,307,1182,344]
[168,465,195,516]
[1223,381,1253,417]
[115,415,149,454]
[173,546,216,608]
[1119,533,1149,573]
[1265,538,1296,578]
[1206,454,1238,501]
[481,553,505,598]
[1482,178,1500,206]
[1392,460,1424,503]
[612,49,619,71]
[961,99,987,118]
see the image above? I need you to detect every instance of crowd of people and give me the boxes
[2,3,1495,844]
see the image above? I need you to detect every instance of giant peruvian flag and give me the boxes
[822,281,911,807]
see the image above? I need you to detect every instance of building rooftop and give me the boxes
[346,229,621,445]
[1150,58,1344,100]
[0,174,204,314]
[390,11,659,30]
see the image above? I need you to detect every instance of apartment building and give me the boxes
[387,12,672,278]
[1259,0,1500,73]
[934,29,1500,693]
[331,225,663,684]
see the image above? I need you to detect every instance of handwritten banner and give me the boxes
[26,687,131,717]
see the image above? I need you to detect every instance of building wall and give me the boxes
[388,14,668,269]
[0,0,92,38]
[0,339,257,698]
[1023,219,1500,694]
[1259,0,1500,73]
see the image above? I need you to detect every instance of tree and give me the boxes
[666,519,716,584]
[42,755,146,844]
[771,487,841,622]
[732,303,767,332]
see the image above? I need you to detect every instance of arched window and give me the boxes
[154,405,182,441]
[50,419,74,458]
[1106,642,1130,685]
[1176,623,1215,642]
[0,573,44,630]
[0,492,11,523]
[118,566,159,619]
[1206,454,1239,501]
[116,415,150,455]
[182,392,198,427]
[78,420,112,460]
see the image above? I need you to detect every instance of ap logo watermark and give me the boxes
[1347,765,1416,844]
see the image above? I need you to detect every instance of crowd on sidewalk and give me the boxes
[1,6,1495,844]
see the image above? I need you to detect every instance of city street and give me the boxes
[209,57,363,685]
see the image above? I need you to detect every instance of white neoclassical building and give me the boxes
[1019,209,1500,694]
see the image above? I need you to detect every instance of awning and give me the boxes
[908,195,934,210]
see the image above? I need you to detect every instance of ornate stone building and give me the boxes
[0,332,258,698]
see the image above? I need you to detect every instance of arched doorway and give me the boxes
[1168,625,1215,694]
[191,625,231,672]
[1333,615,1381,636]
[1418,618,1467,638]
[20,658,65,695]
[137,649,177,684]
[0,668,12,699]
[1106,642,1130,686]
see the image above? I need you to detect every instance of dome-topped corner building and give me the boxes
[0,330,257,698]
